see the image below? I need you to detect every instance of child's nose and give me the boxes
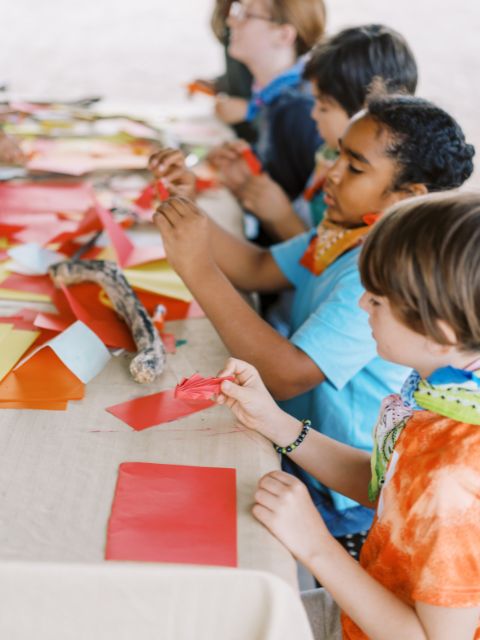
[358,292,369,311]
[326,157,342,184]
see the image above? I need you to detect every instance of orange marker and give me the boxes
[241,148,262,175]
[186,82,216,97]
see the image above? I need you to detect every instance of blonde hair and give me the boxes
[360,192,480,350]
[270,0,326,55]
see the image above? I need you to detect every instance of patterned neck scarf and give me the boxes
[299,218,372,275]
[245,60,305,122]
[369,365,480,501]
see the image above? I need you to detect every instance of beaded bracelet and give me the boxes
[273,419,311,454]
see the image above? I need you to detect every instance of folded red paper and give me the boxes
[105,462,237,567]
[174,373,235,401]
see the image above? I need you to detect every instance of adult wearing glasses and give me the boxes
[207,0,326,240]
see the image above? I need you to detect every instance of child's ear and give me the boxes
[436,320,458,346]
[275,23,297,49]
[403,183,428,197]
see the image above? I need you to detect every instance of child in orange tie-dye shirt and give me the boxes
[217,192,480,639]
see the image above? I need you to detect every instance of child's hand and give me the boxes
[214,95,249,124]
[207,142,253,196]
[240,174,295,223]
[206,140,249,168]
[148,148,197,200]
[253,470,330,563]
[0,132,25,165]
[153,196,213,278]
[217,357,293,440]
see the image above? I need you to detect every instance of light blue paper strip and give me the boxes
[48,321,111,383]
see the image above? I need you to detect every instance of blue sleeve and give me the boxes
[270,230,316,286]
[264,94,321,200]
[291,261,378,390]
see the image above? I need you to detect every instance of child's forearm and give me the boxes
[207,217,288,291]
[306,537,428,640]
[263,207,308,241]
[180,264,325,399]
[268,414,372,506]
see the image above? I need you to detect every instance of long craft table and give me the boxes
[0,188,298,588]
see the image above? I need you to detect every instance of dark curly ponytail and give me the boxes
[366,95,475,191]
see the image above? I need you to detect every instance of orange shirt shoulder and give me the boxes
[342,411,480,640]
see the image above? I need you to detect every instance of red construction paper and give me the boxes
[59,284,136,351]
[194,176,219,192]
[0,182,95,214]
[174,373,234,401]
[95,205,166,267]
[0,273,57,297]
[134,180,169,211]
[133,288,205,320]
[241,148,262,176]
[105,462,237,567]
[106,388,214,431]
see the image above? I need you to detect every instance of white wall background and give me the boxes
[2,0,479,184]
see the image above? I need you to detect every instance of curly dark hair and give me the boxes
[366,95,475,191]
[304,24,418,116]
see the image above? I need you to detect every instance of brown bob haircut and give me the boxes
[359,192,480,351]
[269,0,326,55]
[211,1,326,54]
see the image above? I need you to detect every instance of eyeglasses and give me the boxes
[228,1,275,23]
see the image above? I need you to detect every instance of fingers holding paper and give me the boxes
[148,148,196,199]
[216,357,291,440]
[153,196,213,277]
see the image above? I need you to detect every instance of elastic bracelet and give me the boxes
[273,419,311,454]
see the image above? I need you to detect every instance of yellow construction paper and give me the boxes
[124,260,193,302]
[0,326,40,382]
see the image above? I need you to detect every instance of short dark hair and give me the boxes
[360,192,480,351]
[303,24,418,116]
[366,94,475,191]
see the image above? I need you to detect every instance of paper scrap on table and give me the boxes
[0,181,95,214]
[174,373,234,401]
[0,347,84,410]
[42,283,136,352]
[16,320,110,384]
[105,462,237,567]
[95,205,166,268]
[124,260,193,303]
[106,388,214,431]
[0,324,40,382]
[7,243,65,275]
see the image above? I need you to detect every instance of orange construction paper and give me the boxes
[95,205,166,268]
[0,347,84,408]
[105,462,237,567]
[106,388,214,431]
